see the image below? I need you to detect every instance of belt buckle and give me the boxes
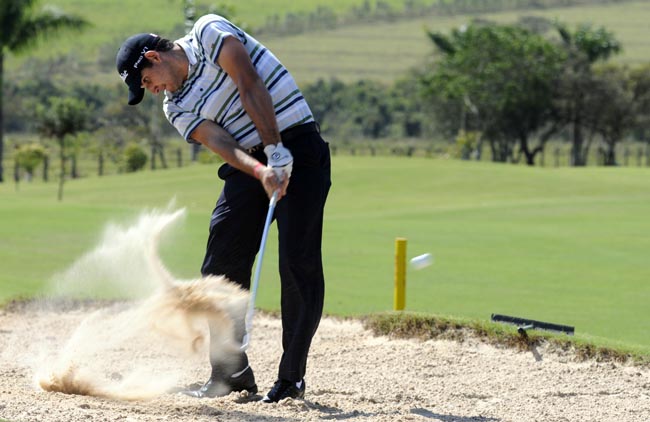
[247,143,262,154]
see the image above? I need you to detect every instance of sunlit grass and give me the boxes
[2,155,649,351]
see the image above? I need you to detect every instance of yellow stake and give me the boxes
[394,238,407,311]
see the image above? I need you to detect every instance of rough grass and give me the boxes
[4,297,646,370]
[364,312,650,367]
[267,0,650,84]
[6,1,650,84]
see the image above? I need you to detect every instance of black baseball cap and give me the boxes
[116,33,161,105]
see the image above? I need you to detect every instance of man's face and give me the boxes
[140,52,182,95]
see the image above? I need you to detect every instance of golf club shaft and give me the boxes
[241,190,279,350]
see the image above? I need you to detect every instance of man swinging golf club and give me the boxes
[116,14,331,402]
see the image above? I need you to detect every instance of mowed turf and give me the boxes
[1,156,649,352]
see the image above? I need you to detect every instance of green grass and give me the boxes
[1,155,649,354]
[5,1,650,84]
[266,0,650,84]
[4,0,400,69]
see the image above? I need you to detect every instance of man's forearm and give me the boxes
[189,119,289,199]
[190,120,260,178]
[239,77,282,147]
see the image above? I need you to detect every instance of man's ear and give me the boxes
[144,50,161,62]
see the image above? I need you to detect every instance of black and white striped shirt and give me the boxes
[163,14,314,149]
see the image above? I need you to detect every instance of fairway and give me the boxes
[1,156,649,352]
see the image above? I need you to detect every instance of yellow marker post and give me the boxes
[394,238,407,311]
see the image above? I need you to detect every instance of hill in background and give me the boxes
[5,0,650,85]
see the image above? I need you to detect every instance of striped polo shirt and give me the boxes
[163,15,314,149]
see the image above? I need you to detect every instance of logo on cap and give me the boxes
[116,33,161,105]
[133,47,150,69]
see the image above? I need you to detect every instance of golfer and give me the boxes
[116,14,331,403]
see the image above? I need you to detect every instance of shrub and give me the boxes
[15,143,47,178]
[453,131,480,160]
[123,143,147,172]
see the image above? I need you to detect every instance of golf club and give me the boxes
[241,189,279,351]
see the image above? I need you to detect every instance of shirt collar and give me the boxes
[176,36,198,73]
[166,36,199,100]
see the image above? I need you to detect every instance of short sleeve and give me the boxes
[194,15,246,65]
[163,100,205,143]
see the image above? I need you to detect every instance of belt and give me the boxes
[245,122,320,154]
[246,143,264,154]
[281,121,319,143]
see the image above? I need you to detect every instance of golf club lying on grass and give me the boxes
[241,189,279,351]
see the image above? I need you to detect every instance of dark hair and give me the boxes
[140,38,175,69]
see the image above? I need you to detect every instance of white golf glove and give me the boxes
[264,142,293,179]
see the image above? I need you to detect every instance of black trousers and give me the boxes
[201,123,331,382]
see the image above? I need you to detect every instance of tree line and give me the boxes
[421,18,650,166]
[304,17,650,167]
[3,2,650,189]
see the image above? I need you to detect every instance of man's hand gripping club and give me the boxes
[254,142,293,199]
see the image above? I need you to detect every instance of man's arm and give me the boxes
[216,36,281,148]
[190,120,288,198]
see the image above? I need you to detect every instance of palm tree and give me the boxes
[554,23,621,166]
[0,0,88,183]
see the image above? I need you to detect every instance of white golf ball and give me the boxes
[410,253,433,270]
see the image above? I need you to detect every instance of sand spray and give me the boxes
[33,207,249,400]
